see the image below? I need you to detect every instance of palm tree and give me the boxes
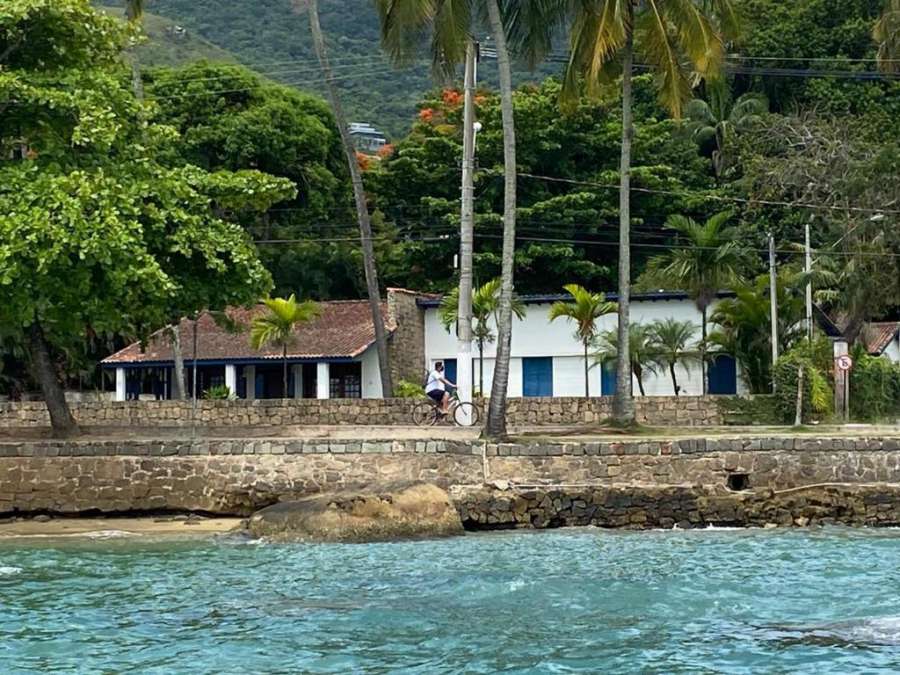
[548,284,617,398]
[373,0,521,436]
[684,81,767,180]
[517,0,740,424]
[709,273,806,393]
[650,318,698,395]
[438,278,526,396]
[299,0,393,397]
[124,0,145,100]
[638,211,745,393]
[594,323,662,397]
[875,0,900,73]
[249,295,320,398]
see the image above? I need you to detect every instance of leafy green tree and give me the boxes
[684,82,768,181]
[638,211,746,393]
[548,285,617,398]
[519,0,740,424]
[875,0,900,72]
[0,0,293,435]
[594,323,662,397]
[250,295,321,397]
[708,272,806,394]
[438,279,526,396]
[650,318,698,396]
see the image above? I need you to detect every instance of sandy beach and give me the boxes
[0,516,244,538]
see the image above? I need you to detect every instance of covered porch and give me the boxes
[108,359,367,401]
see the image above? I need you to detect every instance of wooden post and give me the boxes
[834,340,849,421]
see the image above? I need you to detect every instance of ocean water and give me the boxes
[2,527,900,674]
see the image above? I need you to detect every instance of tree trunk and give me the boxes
[583,340,590,399]
[283,343,289,399]
[670,362,680,396]
[485,0,517,439]
[635,367,646,397]
[701,304,708,395]
[27,322,78,437]
[305,0,393,397]
[478,337,485,397]
[169,325,186,400]
[612,25,635,424]
[794,366,804,426]
[130,56,144,102]
[456,40,477,409]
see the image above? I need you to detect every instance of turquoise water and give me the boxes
[2,528,900,673]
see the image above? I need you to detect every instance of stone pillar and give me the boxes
[316,362,330,399]
[225,364,236,395]
[293,364,303,399]
[244,365,256,401]
[115,368,126,402]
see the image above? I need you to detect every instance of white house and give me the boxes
[420,290,744,398]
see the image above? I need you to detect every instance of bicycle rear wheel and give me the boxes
[412,401,438,427]
[452,401,481,427]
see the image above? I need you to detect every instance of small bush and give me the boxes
[850,354,900,421]
[717,395,780,425]
[773,338,833,423]
[393,379,425,399]
[203,385,234,400]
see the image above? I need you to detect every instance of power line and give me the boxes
[516,172,900,216]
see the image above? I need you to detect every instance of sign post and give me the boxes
[833,341,852,421]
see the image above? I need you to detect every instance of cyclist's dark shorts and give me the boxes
[427,389,444,404]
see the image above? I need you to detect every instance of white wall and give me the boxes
[360,347,383,399]
[884,334,900,363]
[424,297,745,397]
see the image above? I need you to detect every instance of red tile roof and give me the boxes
[863,322,900,355]
[102,301,394,365]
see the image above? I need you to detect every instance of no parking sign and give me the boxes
[836,354,854,371]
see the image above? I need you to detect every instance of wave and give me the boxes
[0,565,22,576]
[761,616,900,647]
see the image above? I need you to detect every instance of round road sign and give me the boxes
[836,354,854,371]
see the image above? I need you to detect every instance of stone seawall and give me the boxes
[1,435,899,516]
[0,395,725,429]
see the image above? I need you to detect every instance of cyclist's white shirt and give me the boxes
[425,370,444,393]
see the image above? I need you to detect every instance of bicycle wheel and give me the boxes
[412,401,438,427]
[452,401,481,427]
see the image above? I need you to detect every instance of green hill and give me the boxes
[98,5,236,66]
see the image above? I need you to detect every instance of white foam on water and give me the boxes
[507,579,526,592]
[838,617,900,645]
[83,530,137,539]
[0,566,22,576]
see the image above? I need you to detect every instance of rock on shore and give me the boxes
[247,482,464,542]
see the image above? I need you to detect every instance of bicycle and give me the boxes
[412,388,481,427]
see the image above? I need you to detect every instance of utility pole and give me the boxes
[456,39,478,418]
[805,220,813,341]
[769,233,779,391]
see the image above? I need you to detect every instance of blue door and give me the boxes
[522,357,553,397]
[708,354,737,394]
[442,359,457,388]
[601,360,617,396]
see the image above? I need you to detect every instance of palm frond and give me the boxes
[636,0,692,118]
[663,0,724,78]
[431,0,472,78]
[563,0,629,102]
[374,0,437,67]
[503,0,569,69]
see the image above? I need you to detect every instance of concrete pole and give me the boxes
[115,368,126,402]
[769,234,779,391]
[805,221,813,341]
[834,340,849,421]
[455,40,478,421]
[316,362,330,400]
[293,364,303,399]
[244,365,256,401]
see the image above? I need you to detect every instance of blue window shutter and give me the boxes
[443,359,457,386]
[523,357,553,397]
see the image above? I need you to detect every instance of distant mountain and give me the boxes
[104,0,435,138]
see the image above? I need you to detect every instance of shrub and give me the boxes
[772,338,833,423]
[393,379,425,399]
[203,385,234,400]
[850,355,900,421]
[717,395,780,425]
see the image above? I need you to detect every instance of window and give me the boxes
[329,363,362,399]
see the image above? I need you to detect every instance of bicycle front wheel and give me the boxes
[452,401,481,427]
[412,401,438,427]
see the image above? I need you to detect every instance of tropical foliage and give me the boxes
[649,319,698,396]
[249,295,320,398]
[549,285,617,398]
[594,323,662,397]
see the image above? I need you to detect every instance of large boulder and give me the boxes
[247,482,464,542]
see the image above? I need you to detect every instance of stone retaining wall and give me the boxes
[1,435,899,516]
[0,395,725,429]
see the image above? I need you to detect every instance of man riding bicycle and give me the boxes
[425,361,456,416]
